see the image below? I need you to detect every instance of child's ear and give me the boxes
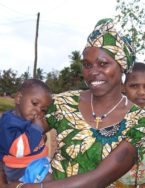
[15,92,22,104]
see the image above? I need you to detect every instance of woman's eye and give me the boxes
[100,61,108,66]
[82,62,92,69]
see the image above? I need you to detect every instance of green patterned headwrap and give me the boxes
[85,18,135,72]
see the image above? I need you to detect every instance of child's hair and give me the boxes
[125,62,145,83]
[131,62,145,72]
[18,79,51,94]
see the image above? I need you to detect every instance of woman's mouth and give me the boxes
[91,80,106,86]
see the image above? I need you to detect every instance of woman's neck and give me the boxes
[90,89,123,108]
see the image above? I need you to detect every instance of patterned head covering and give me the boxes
[85,18,135,72]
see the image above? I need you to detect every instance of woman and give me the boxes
[46,18,145,187]
[2,18,145,188]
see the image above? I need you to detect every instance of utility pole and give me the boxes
[33,12,40,78]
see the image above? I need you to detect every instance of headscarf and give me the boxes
[85,18,135,72]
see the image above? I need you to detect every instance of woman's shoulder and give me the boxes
[125,103,145,151]
[127,102,145,117]
[53,90,81,98]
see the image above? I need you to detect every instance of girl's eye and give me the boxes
[32,101,38,106]
[41,108,47,113]
[129,84,138,88]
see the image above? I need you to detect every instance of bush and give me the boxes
[0,97,15,113]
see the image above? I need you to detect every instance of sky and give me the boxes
[0,0,118,76]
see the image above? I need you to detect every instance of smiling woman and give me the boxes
[45,18,145,187]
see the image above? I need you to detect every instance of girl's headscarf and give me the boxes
[85,18,135,73]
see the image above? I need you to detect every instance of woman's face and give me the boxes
[82,47,122,96]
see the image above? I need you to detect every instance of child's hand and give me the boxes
[43,134,48,143]
[33,115,49,133]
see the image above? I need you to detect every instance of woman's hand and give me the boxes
[0,161,7,187]
[0,182,19,188]
[0,141,137,188]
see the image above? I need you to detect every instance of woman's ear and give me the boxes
[15,92,22,104]
[121,84,126,95]
[121,73,126,84]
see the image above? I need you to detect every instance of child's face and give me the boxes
[15,87,52,121]
[124,71,145,108]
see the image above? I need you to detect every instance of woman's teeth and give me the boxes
[91,81,105,86]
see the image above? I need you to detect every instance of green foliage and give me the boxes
[21,69,31,81]
[0,69,22,96]
[35,68,45,80]
[0,97,14,112]
[45,71,61,94]
[115,0,145,57]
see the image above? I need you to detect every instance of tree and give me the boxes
[69,51,86,89]
[0,69,22,96]
[115,0,145,58]
[69,51,82,78]
[35,68,45,80]
[45,71,61,93]
[21,67,31,81]
[45,51,87,93]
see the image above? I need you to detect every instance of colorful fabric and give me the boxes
[85,18,135,72]
[46,90,145,186]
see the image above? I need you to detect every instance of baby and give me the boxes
[0,79,53,184]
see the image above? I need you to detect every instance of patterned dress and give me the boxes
[46,90,145,187]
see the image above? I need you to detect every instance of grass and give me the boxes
[0,97,15,113]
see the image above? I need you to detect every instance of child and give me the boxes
[122,62,145,186]
[0,79,53,184]
[124,62,145,108]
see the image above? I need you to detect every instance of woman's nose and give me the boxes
[90,64,100,75]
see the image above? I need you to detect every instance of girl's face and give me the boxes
[15,87,52,121]
[124,71,145,108]
[82,47,122,96]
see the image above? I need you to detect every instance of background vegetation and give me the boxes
[0,97,14,113]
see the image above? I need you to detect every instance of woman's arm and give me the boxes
[0,161,7,186]
[1,140,136,188]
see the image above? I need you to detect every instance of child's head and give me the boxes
[124,62,145,108]
[15,79,52,121]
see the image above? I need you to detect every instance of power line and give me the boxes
[0,18,35,25]
[0,2,32,16]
